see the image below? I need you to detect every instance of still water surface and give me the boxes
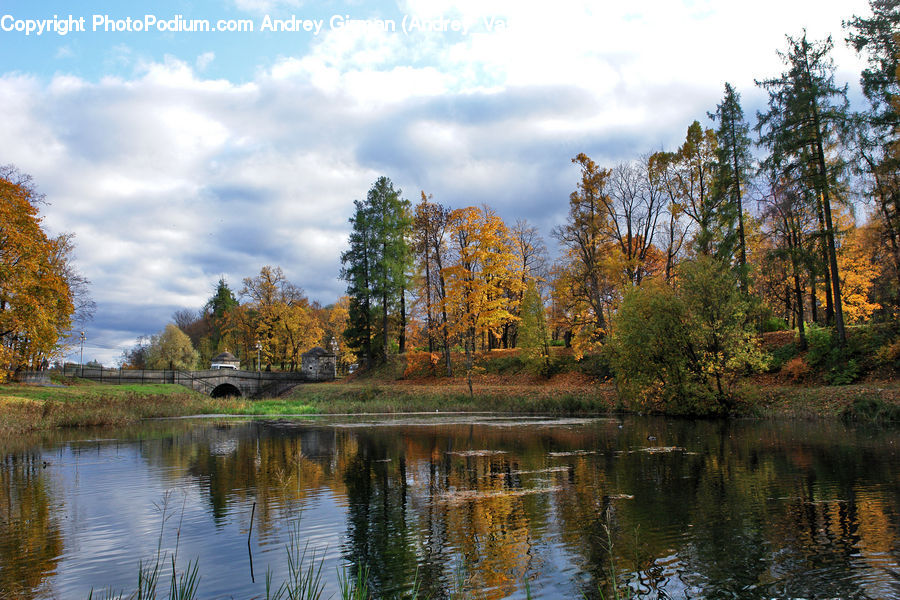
[2,414,900,599]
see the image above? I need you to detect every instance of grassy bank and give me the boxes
[262,375,616,415]
[2,367,899,435]
[0,379,244,434]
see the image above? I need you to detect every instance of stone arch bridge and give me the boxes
[58,366,330,398]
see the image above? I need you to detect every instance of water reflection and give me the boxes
[1,416,899,599]
[0,453,63,599]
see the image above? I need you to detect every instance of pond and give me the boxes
[2,414,900,599]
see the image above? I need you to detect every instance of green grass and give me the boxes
[259,383,616,415]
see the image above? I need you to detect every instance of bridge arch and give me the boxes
[211,383,242,398]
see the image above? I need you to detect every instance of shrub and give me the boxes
[762,316,790,333]
[826,359,860,385]
[783,356,810,381]
[804,323,834,368]
[607,258,766,415]
[874,338,900,370]
[768,341,800,372]
[403,351,440,378]
[841,396,900,423]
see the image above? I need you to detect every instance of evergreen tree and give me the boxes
[367,177,412,362]
[845,1,900,306]
[341,199,374,368]
[756,32,850,344]
[341,177,412,367]
[203,277,238,352]
[709,83,753,292]
[845,1,900,143]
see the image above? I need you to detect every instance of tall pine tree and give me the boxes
[341,199,374,368]
[709,83,753,292]
[341,177,412,367]
[756,32,850,344]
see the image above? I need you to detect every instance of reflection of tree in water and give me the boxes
[552,419,900,600]
[342,434,422,598]
[0,453,63,599]
[128,417,900,598]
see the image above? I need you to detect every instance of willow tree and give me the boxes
[756,32,850,344]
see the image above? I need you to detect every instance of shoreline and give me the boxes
[2,376,899,435]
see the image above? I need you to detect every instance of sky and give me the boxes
[0,0,872,366]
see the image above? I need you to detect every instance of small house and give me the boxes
[210,351,240,370]
[301,347,336,381]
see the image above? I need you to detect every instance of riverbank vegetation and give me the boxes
[4,2,899,419]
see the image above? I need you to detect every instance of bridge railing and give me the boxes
[57,366,310,384]
[60,365,186,385]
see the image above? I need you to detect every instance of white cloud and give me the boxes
[196,52,216,71]
[1,0,872,364]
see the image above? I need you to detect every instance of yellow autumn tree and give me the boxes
[1,168,75,376]
[834,223,882,323]
[550,154,618,356]
[272,301,323,371]
[218,266,321,370]
[323,296,353,371]
[813,210,882,325]
[443,206,523,394]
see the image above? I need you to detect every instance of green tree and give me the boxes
[342,177,412,367]
[199,277,239,362]
[709,83,753,291]
[367,177,413,360]
[518,280,551,375]
[341,199,375,368]
[608,257,765,414]
[845,1,900,307]
[671,121,721,256]
[756,32,850,344]
[844,1,900,141]
[145,324,199,370]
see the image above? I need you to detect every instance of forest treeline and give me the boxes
[4,3,897,411]
[338,8,900,410]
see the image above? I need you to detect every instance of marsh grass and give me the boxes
[264,520,327,600]
[0,383,249,434]
[270,382,615,416]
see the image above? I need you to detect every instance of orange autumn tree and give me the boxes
[221,266,322,370]
[443,206,523,394]
[551,154,618,357]
[817,219,882,324]
[0,167,75,375]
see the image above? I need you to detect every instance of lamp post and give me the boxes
[256,341,261,372]
[79,331,85,377]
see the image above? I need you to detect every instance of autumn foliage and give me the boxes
[1,168,77,378]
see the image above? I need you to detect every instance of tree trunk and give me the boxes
[814,195,834,326]
[808,73,845,344]
[399,285,406,354]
